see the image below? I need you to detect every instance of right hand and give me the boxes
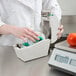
[57,25,64,39]
[0,25,40,42]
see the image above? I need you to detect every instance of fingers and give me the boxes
[20,34,36,42]
[24,28,40,41]
[57,29,64,39]
[58,25,63,30]
[57,25,64,39]
[20,36,27,42]
[26,28,39,36]
[19,27,40,42]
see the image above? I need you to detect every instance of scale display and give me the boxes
[70,59,76,66]
[55,55,69,64]
[55,54,76,67]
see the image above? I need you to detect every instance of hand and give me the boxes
[57,25,64,39]
[0,25,40,42]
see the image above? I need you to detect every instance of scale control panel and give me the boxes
[55,54,76,66]
[48,48,76,73]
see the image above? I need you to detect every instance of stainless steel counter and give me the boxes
[0,47,70,76]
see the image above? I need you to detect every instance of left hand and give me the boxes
[57,25,64,39]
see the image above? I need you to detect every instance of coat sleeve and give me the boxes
[42,0,61,21]
[0,17,5,26]
[0,3,5,27]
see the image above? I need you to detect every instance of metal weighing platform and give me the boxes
[48,40,76,75]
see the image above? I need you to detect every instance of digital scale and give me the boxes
[48,40,76,75]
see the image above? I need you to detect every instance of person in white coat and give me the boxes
[0,0,63,46]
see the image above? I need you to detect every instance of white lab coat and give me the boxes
[0,0,61,46]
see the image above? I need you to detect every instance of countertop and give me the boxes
[0,46,71,76]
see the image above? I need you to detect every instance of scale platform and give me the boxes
[48,40,76,75]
